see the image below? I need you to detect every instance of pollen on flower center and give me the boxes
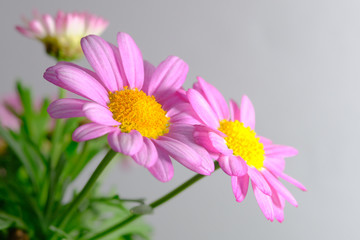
[107,87,170,139]
[218,120,265,170]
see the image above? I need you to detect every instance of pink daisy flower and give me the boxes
[16,10,108,61]
[187,77,306,222]
[43,33,214,182]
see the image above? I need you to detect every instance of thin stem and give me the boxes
[51,149,117,240]
[87,162,220,240]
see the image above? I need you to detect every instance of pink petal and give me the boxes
[107,130,143,155]
[258,136,272,145]
[195,77,229,120]
[209,132,233,155]
[167,103,202,125]
[248,167,272,196]
[187,89,219,129]
[156,136,212,175]
[193,130,222,154]
[81,35,123,92]
[42,14,55,35]
[131,138,158,168]
[16,26,34,38]
[269,183,286,222]
[264,157,286,172]
[48,98,88,118]
[231,174,249,202]
[229,99,241,121]
[142,60,156,94]
[148,148,174,182]
[252,181,275,221]
[55,10,65,34]
[72,123,115,142]
[264,161,307,191]
[44,63,109,106]
[167,124,215,174]
[262,169,298,207]
[29,20,45,37]
[148,56,188,102]
[161,90,188,112]
[273,197,285,223]
[82,102,120,126]
[218,155,248,176]
[240,95,255,130]
[117,32,144,89]
[264,144,298,158]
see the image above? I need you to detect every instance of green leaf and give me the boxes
[0,124,38,191]
[0,218,12,230]
[49,225,74,240]
[0,212,26,230]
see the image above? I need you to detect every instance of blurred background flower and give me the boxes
[16,10,108,61]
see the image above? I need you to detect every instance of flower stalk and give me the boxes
[86,162,220,240]
[51,149,118,240]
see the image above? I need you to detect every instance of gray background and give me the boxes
[1,0,359,239]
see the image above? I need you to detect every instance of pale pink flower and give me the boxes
[44,33,214,182]
[0,94,23,131]
[16,10,108,61]
[187,77,306,222]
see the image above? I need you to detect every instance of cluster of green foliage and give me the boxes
[0,83,151,240]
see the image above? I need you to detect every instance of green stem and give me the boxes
[51,149,117,240]
[87,162,220,240]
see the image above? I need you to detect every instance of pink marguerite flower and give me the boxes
[43,33,214,182]
[16,10,108,61]
[187,77,306,222]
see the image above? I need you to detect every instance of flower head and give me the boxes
[187,77,306,222]
[44,33,214,182]
[16,10,108,61]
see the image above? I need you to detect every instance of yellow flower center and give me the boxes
[107,87,170,139]
[218,120,265,170]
